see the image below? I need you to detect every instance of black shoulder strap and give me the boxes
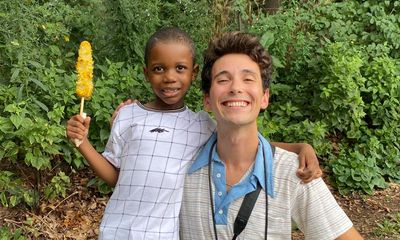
[271,144,275,156]
[232,143,275,240]
[232,184,262,240]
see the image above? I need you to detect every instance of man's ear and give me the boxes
[203,93,211,112]
[192,64,199,82]
[260,89,269,110]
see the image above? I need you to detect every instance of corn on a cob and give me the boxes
[76,41,93,99]
[74,41,93,147]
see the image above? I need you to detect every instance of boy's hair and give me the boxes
[201,32,272,93]
[144,27,196,66]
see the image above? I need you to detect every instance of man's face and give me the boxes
[204,53,269,128]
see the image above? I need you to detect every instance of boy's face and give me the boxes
[144,41,198,110]
[204,53,269,128]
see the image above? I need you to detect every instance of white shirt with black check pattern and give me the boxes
[100,102,215,240]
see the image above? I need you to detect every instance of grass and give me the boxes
[374,212,400,238]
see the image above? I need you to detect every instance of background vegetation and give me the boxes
[0,0,399,236]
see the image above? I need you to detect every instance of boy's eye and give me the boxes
[176,65,187,72]
[153,66,164,72]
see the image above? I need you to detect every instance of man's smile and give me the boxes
[222,100,250,107]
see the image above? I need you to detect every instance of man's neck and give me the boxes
[216,124,259,187]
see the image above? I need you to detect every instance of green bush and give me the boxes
[1,0,399,216]
[253,0,400,193]
[0,0,216,210]
[44,171,71,200]
[0,171,38,208]
[0,226,26,240]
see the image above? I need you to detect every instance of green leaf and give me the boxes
[0,192,8,207]
[10,195,18,206]
[9,115,22,128]
[28,60,42,69]
[271,55,284,69]
[65,52,75,58]
[0,118,14,133]
[260,32,274,49]
[97,64,108,73]
[22,192,32,206]
[10,68,20,81]
[32,97,49,112]
[100,128,109,142]
[29,78,48,91]
[17,84,24,102]
[49,45,61,56]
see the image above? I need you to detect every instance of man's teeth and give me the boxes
[226,101,248,107]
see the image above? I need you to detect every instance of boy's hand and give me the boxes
[110,99,135,127]
[66,114,91,146]
[296,143,323,183]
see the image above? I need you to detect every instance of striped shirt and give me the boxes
[100,102,215,240]
[180,138,353,240]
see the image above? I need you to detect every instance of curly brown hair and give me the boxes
[201,32,272,93]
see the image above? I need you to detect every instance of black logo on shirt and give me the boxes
[150,128,169,133]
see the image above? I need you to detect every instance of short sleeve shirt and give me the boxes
[180,142,353,240]
[100,102,215,240]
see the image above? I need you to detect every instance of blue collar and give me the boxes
[189,132,275,197]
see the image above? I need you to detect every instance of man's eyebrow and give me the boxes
[242,69,257,75]
[213,70,230,79]
[213,69,258,79]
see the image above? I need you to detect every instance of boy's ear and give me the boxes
[143,67,149,81]
[203,93,211,112]
[192,64,199,82]
[260,89,269,110]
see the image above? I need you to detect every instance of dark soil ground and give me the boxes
[1,167,399,239]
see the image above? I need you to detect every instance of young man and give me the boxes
[179,32,363,239]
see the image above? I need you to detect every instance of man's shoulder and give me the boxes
[273,147,299,164]
[272,147,301,180]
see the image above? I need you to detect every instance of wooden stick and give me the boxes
[45,191,79,217]
[79,97,85,116]
[74,97,86,147]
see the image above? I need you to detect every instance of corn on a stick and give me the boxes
[74,41,94,147]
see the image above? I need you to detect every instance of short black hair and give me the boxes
[201,32,272,94]
[144,26,196,66]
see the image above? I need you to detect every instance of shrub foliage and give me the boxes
[0,0,399,220]
[251,0,400,194]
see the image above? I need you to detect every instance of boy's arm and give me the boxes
[271,142,322,183]
[110,99,134,127]
[336,227,363,240]
[67,115,119,187]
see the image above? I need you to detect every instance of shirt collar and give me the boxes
[188,132,275,197]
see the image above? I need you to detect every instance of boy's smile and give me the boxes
[204,53,269,127]
[144,41,198,110]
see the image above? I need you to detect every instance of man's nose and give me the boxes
[229,78,243,93]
